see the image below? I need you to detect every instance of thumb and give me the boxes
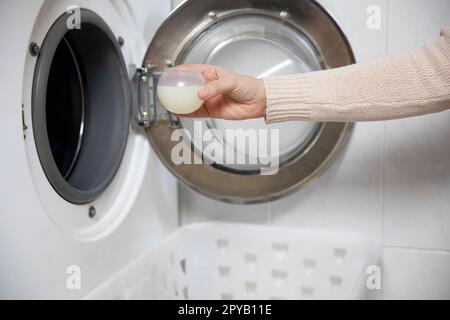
[198,76,236,100]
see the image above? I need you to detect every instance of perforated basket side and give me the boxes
[84,223,379,300]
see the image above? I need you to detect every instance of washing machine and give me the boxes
[0,0,379,299]
[0,0,177,299]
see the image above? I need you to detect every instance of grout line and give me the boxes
[381,0,391,247]
[381,123,386,246]
[176,182,183,227]
[384,0,390,55]
[384,245,450,255]
[380,1,390,300]
[380,0,390,257]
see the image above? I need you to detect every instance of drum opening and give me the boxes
[32,9,130,204]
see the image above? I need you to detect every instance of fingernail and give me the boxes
[199,87,209,99]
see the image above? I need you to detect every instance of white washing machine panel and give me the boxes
[23,5,151,240]
[0,0,177,299]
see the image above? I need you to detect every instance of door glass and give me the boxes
[178,14,323,173]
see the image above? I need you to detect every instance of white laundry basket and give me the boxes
[85,223,379,300]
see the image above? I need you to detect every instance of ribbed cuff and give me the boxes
[263,75,313,124]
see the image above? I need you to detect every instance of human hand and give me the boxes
[172,64,267,120]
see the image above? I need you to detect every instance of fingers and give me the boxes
[175,64,235,100]
[175,64,225,76]
[198,77,236,100]
[202,70,219,82]
[172,106,209,118]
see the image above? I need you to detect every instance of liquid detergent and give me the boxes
[157,68,205,114]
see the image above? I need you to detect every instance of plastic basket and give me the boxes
[85,223,379,300]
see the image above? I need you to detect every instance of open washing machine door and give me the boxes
[137,0,354,204]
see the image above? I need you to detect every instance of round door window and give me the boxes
[179,14,322,174]
[144,0,354,203]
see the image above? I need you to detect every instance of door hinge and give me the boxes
[135,64,181,129]
[136,64,160,127]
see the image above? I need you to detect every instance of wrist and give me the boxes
[256,79,267,118]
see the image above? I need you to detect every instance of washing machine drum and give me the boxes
[33,0,353,205]
[143,0,354,204]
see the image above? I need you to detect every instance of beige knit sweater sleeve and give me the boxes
[263,28,450,123]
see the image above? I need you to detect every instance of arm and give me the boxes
[264,28,450,123]
[177,28,449,123]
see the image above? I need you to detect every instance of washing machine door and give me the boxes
[142,0,354,204]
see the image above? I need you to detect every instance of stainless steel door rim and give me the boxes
[144,0,354,204]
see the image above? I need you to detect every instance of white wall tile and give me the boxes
[317,0,388,62]
[383,115,450,250]
[271,122,384,241]
[382,247,450,299]
[179,185,270,225]
[383,0,450,250]
[387,0,450,54]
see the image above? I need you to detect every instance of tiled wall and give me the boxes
[175,0,450,299]
[178,0,388,238]
[381,0,450,300]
